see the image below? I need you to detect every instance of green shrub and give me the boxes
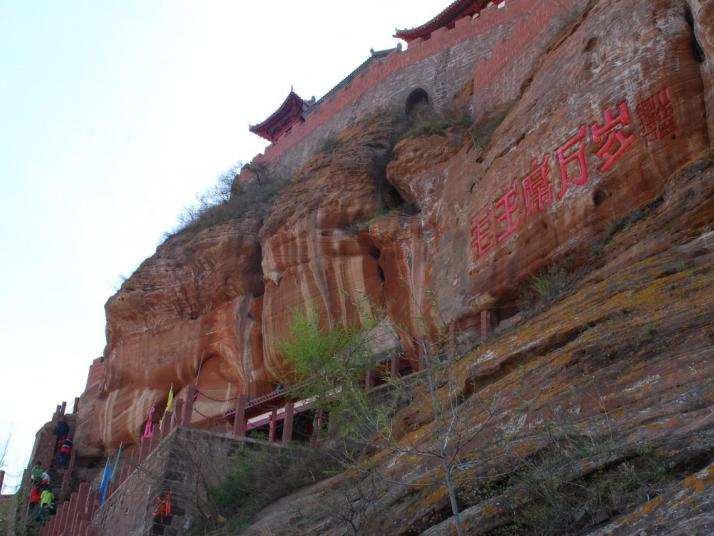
[192,444,339,534]
[168,167,286,239]
[522,265,579,308]
[507,434,673,535]
[404,112,472,139]
[277,308,400,448]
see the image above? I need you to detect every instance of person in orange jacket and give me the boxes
[28,485,41,517]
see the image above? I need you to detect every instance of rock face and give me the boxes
[76,215,269,453]
[259,117,402,379]
[244,203,714,534]
[73,0,714,531]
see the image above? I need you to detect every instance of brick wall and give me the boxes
[251,0,588,181]
[92,428,280,536]
[0,493,17,535]
[471,0,592,119]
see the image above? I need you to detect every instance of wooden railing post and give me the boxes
[232,394,247,437]
[45,513,56,535]
[138,435,147,462]
[148,431,156,455]
[172,399,184,429]
[282,403,294,444]
[86,489,98,519]
[182,385,196,427]
[161,411,172,440]
[312,410,324,442]
[268,409,277,442]
[62,492,77,533]
[390,354,399,378]
[365,368,375,391]
[416,339,425,371]
[76,482,89,518]
[56,502,68,535]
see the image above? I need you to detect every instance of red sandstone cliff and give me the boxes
[69,0,714,532]
[76,213,269,455]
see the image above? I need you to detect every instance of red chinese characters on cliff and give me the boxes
[636,87,677,143]
[522,156,553,216]
[556,126,589,199]
[471,205,494,256]
[470,94,663,259]
[591,102,637,173]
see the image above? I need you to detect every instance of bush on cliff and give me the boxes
[166,162,286,239]
[497,434,684,535]
[278,307,486,536]
[404,110,473,139]
[193,443,339,534]
[277,307,381,427]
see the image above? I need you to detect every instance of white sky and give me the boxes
[0,0,449,493]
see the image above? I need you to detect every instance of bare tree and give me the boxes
[279,308,498,536]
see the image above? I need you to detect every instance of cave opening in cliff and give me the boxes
[405,88,431,121]
[490,288,524,331]
[372,139,420,216]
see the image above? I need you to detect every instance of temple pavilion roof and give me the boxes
[394,0,490,42]
[249,91,311,143]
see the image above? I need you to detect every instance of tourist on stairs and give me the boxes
[55,418,70,444]
[58,436,73,466]
[28,485,41,518]
[39,487,54,523]
[30,460,43,485]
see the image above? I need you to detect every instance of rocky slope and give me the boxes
[71,0,714,531]
[244,155,714,534]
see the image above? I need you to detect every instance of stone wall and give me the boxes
[0,492,17,535]
[252,0,589,181]
[92,428,280,536]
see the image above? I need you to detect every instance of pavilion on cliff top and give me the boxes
[248,1,505,143]
[394,0,498,42]
[248,47,399,144]
[248,90,313,143]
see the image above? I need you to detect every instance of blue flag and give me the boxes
[99,459,112,504]
[110,445,122,482]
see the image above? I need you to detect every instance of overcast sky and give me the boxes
[0,0,449,493]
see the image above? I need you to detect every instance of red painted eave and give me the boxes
[394,0,489,42]
[249,91,308,142]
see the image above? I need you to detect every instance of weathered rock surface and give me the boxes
[244,157,714,534]
[76,216,269,452]
[238,0,714,532]
[259,117,402,379]
[73,1,714,532]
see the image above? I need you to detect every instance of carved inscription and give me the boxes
[636,87,677,143]
[471,88,676,260]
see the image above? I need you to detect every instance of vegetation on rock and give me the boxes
[190,443,339,535]
[167,163,286,239]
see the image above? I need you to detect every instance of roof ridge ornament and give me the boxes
[394,0,487,42]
